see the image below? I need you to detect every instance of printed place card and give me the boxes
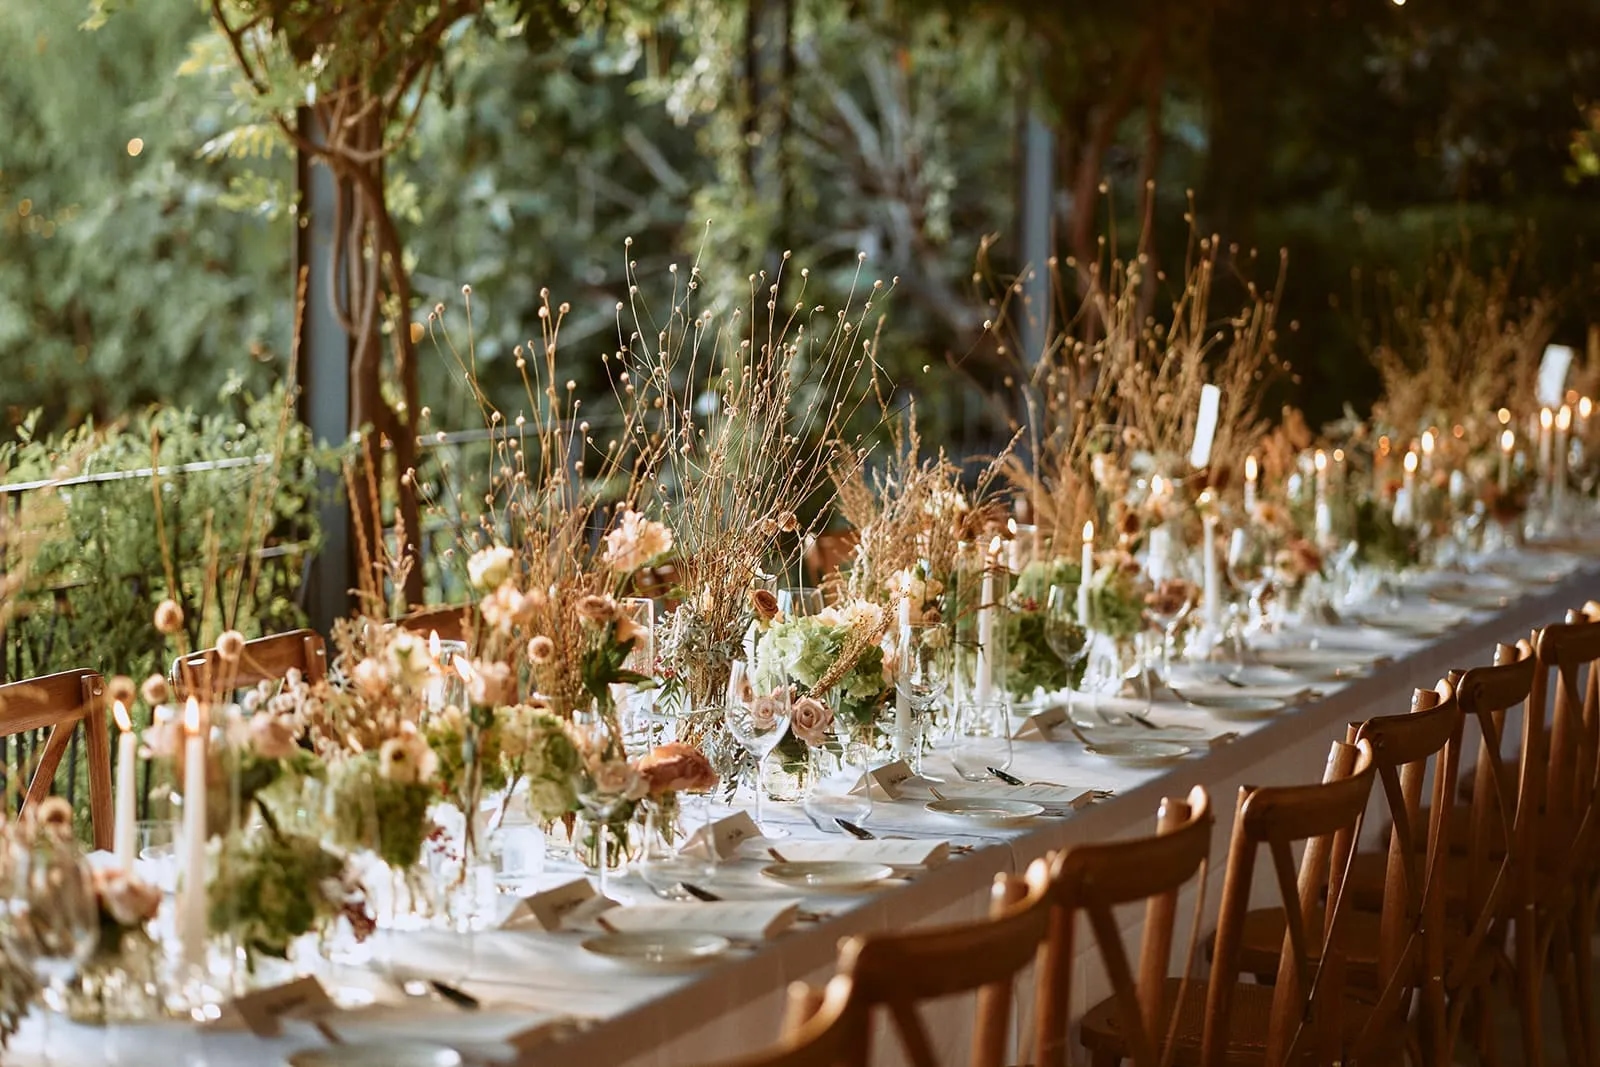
[850,759,917,800]
[773,839,949,869]
[684,810,762,860]
[502,877,618,931]
[221,976,336,1037]
[1012,705,1068,740]
[597,900,800,941]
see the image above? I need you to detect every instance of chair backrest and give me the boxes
[1347,678,1461,1054]
[1033,785,1214,1067]
[0,668,112,849]
[1204,737,1377,1067]
[1439,643,1535,1055]
[704,977,866,1067]
[171,628,328,698]
[831,860,1055,1067]
[394,605,471,645]
[1527,615,1600,869]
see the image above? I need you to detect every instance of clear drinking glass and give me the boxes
[801,739,873,833]
[951,700,1013,782]
[1045,585,1090,721]
[6,834,98,1064]
[777,587,825,619]
[617,597,657,758]
[894,622,953,772]
[724,686,793,837]
[571,716,631,902]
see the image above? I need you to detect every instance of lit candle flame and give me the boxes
[1581,397,1594,420]
[1541,408,1554,430]
[453,657,476,683]
[1245,455,1258,480]
[183,697,201,736]
[1558,405,1573,432]
[1333,448,1346,463]
[1404,451,1419,474]
[1314,450,1327,472]
[1082,521,1094,544]
[428,630,441,659]
[1006,517,1017,536]
[1420,430,1435,456]
[1501,429,1515,454]
[1497,408,1512,425]
[112,700,132,733]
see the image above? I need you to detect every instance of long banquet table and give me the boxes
[16,547,1600,1067]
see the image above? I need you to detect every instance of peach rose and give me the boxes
[790,696,835,747]
[635,743,719,795]
[95,867,161,927]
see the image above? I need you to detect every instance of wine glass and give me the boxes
[894,622,953,774]
[1226,526,1276,636]
[1045,585,1090,723]
[777,587,825,619]
[951,701,1013,782]
[6,833,97,1064]
[723,684,793,838]
[1143,577,1197,689]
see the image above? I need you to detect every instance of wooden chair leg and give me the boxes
[1577,893,1599,1067]
[1516,914,1544,1067]
[1553,933,1590,1067]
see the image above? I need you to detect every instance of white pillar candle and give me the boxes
[1077,521,1094,629]
[1539,408,1554,480]
[1202,513,1222,632]
[112,701,136,870]
[1499,429,1514,493]
[1313,450,1331,544]
[424,631,445,711]
[1555,405,1572,512]
[1146,525,1171,584]
[1243,455,1259,512]
[894,597,913,754]
[975,537,1000,707]
[1395,450,1418,527]
[179,698,208,972]
[1419,430,1436,476]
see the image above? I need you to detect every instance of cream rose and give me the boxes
[602,509,674,573]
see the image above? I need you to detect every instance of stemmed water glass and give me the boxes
[571,716,632,902]
[723,669,793,838]
[894,622,953,775]
[5,831,98,1064]
[777,587,825,619]
[1045,584,1091,724]
[1226,525,1277,637]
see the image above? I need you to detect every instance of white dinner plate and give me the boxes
[1080,738,1194,767]
[580,931,732,971]
[288,1043,463,1067]
[759,861,896,890]
[1255,648,1372,681]
[1174,692,1292,722]
[1353,604,1467,637]
[924,798,1045,826]
[1425,579,1513,609]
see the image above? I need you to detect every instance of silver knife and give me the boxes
[835,818,876,840]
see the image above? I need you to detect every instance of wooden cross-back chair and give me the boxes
[1226,680,1462,1065]
[1207,738,1376,1067]
[0,668,112,850]
[1033,785,1214,1067]
[1436,644,1536,1067]
[171,628,328,697]
[825,861,1055,1067]
[704,977,866,1067]
[1519,612,1600,1067]
[394,605,471,645]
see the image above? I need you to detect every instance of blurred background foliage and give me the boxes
[2,0,1599,442]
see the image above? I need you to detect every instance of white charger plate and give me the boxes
[924,797,1045,826]
[1353,604,1467,636]
[580,930,732,971]
[1081,738,1194,767]
[760,861,896,890]
[289,1043,462,1067]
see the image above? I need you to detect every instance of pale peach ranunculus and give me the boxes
[790,696,835,747]
[95,867,161,927]
[602,509,674,573]
[575,594,619,625]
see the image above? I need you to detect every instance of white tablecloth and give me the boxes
[14,549,1599,1067]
